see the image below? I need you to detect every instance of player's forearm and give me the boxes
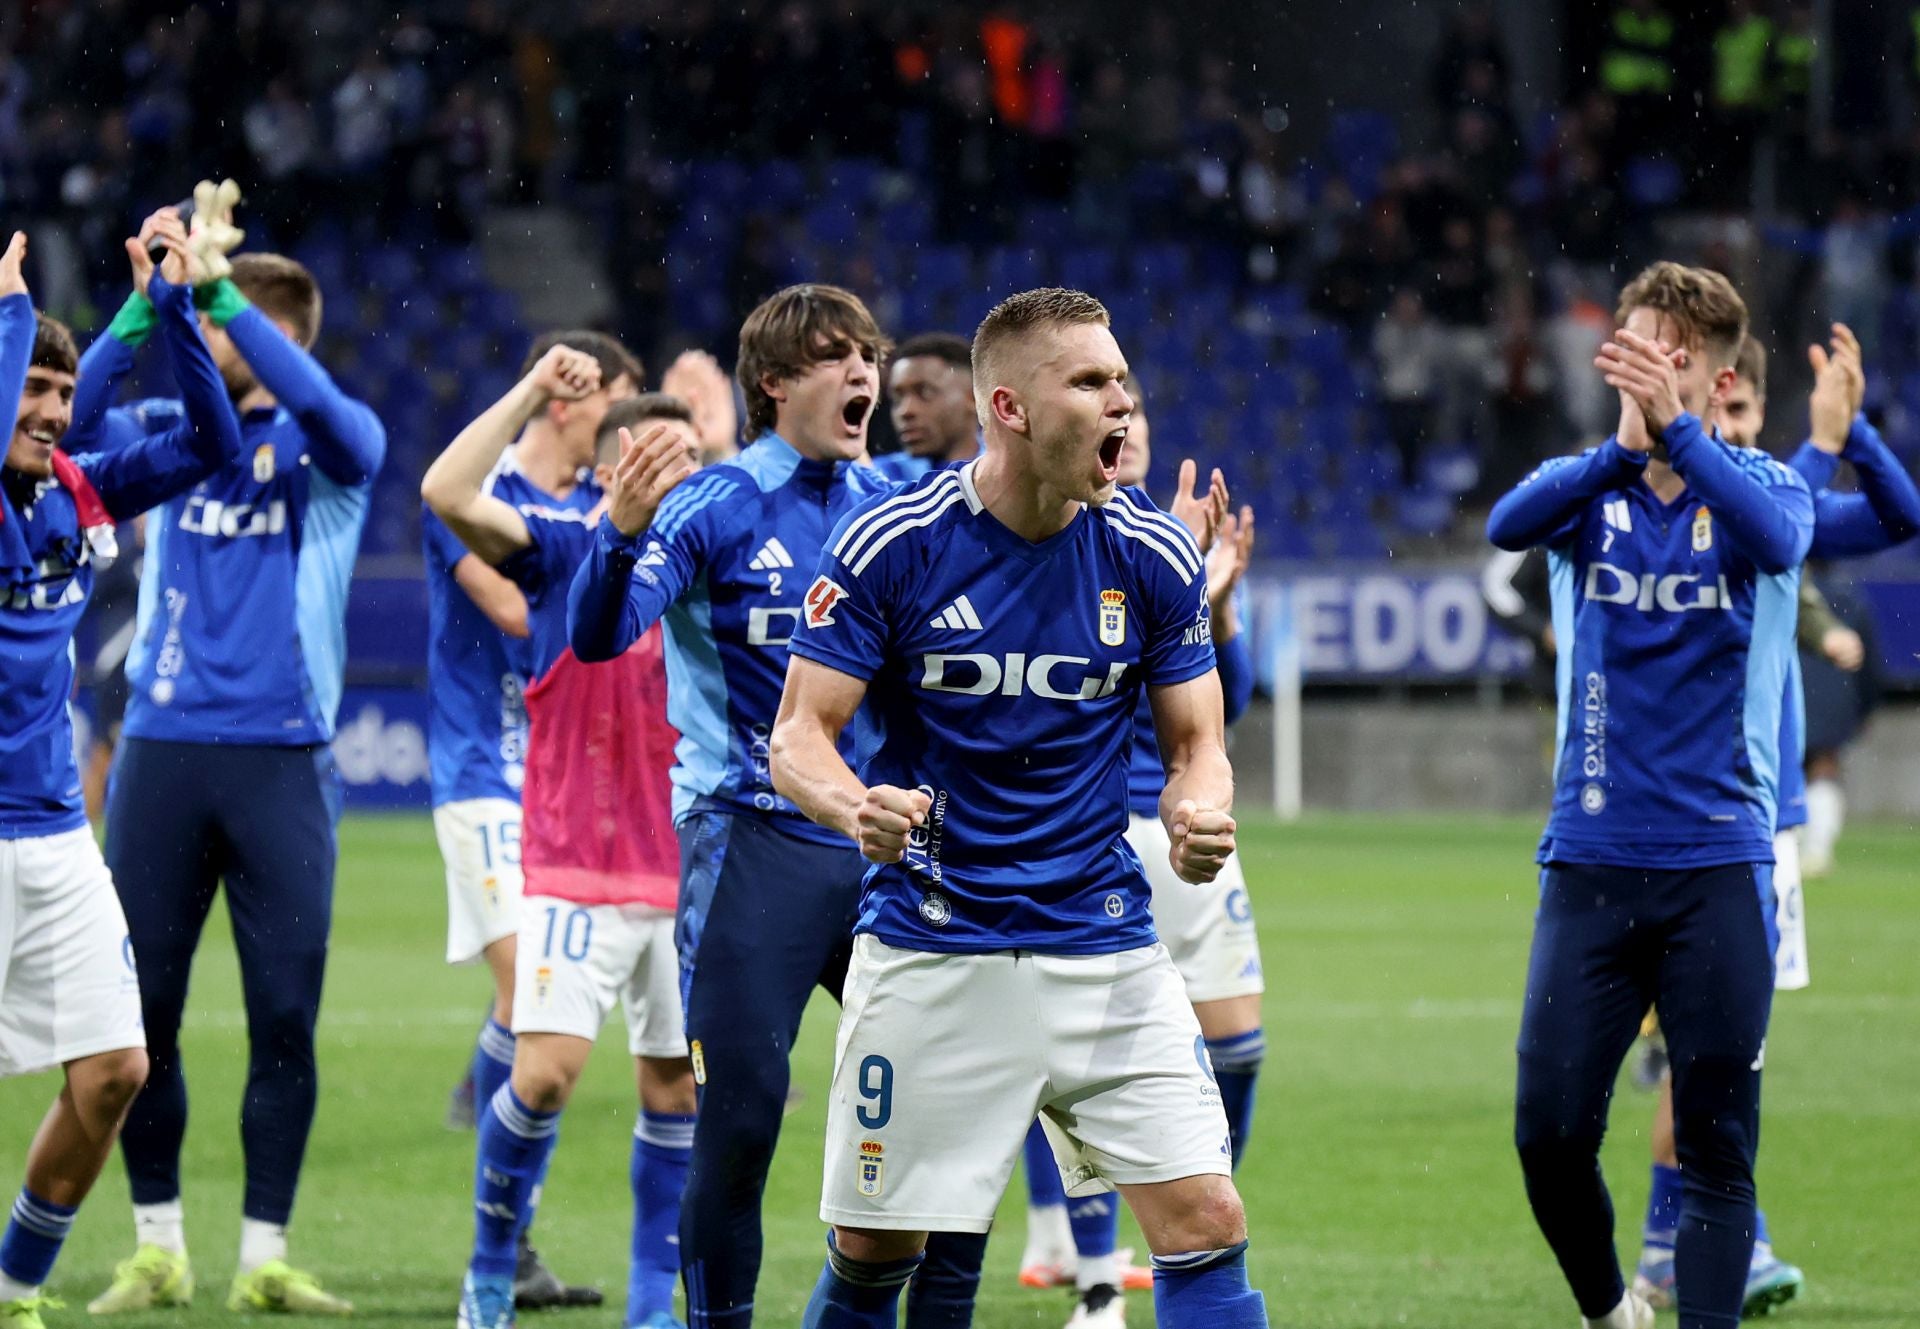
[567,524,654,662]
[1158,741,1235,834]
[422,377,542,516]
[1842,415,1920,544]
[769,720,865,843]
[223,303,384,483]
[1789,439,1841,493]
[0,294,32,443]
[1796,579,1844,651]
[1665,415,1811,573]
[153,273,243,469]
[67,319,141,455]
[1486,439,1645,550]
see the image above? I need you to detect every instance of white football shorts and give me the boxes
[820,935,1232,1233]
[1128,813,1264,1002]
[511,897,686,1058]
[435,798,525,965]
[0,827,146,1077]
[1773,827,1807,991]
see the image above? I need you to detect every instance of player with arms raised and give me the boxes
[0,223,241,1329]
[771,288,1268,1329]
[1488,263,1811,1329]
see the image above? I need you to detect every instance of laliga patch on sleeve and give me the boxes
[804,576,848,628]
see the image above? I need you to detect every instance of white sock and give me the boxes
[1805,778,1843,865]
[1076,1252,1119,1292]
[0,1271,38,1301]
[1021,1203,1072,1265]
[238,1217,287,1273]
[133,1200,186,1256]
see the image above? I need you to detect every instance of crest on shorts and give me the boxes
[1098,589,1127,647]
[1692,506,1712,552]
[253,443,275,484]
[857,1140,885,1196]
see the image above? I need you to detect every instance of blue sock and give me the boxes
[472,1019,515,1115]
[801,1232,924,1329]
[1206,1030,1265,1170]
[1067,1192,1120,1259]
[1644,1163,1683,1251]
[1754,1207,1772,1250]
[903,1231,987,1329]
[629,1111,695,1326]
[1152,1242,1267,1329]
[519,1140,558,1240]
[1023,1121,1066,1207]
[472,1085,560,1279]
[0,1191,78,1291]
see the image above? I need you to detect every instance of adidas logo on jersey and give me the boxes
[748,538,794,572]
[929,594,983,631]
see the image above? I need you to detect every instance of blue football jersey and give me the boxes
[1487,417,1813,868]
[0,286,243,835]
[422,459,599,806]
[567,433,895,841]
[868,452,932,485]
[788,463,1217,955]
[72,305,386,746]
[498,494,604,680]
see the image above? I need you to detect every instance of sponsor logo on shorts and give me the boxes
[918,891,952,927]
[534,965,552,1005]
[857,1140,884,1196]
[1225,888,1251,923]
[690,1040,706,1085]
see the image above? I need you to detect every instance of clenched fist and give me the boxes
[857,785,932,865]
[1168,798,1236,884]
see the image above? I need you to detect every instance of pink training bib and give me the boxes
[520,623,680,908]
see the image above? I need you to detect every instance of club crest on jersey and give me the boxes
[252,443,275,484]
[1098,589,1127,646]
[804,576,848,628]
[918,890,952,927]
[857,1140,885,1196]
[1692,506,1712,552]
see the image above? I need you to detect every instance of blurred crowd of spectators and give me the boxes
[6,0,1920,536]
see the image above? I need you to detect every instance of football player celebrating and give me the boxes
[773,287,1267,1329]
[1488,263,1811,1329]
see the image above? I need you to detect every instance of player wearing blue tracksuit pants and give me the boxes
[1489,298,1812,1329]
[69,261,383,1276]
[571,423,1000,1329]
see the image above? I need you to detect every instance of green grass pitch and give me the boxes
[4,813,1916,1327]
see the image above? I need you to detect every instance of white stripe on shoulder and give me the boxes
[848,489,965,576]
[832,471,963,564]
[1104,506,1201,581]
[1108,489,1204,573]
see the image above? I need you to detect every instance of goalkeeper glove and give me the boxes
[188,178,245,283]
